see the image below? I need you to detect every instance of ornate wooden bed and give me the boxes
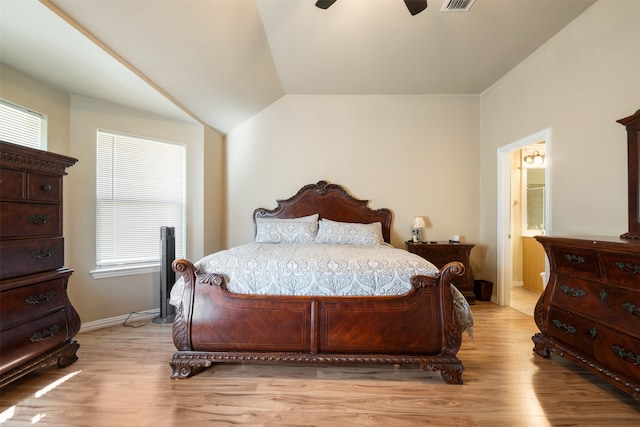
[169,181,467,384]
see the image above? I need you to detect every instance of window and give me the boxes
[0,99,46,149]
[94,130,185,277]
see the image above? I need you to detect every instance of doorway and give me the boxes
[496,129,551,311]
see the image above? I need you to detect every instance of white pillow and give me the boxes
[315,219,383,246]
[255,214,319,244]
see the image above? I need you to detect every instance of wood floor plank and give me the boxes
[1,303,638,426]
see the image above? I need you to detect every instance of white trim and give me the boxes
[497,128,551,306]
[78,309,159,333]
[90,263,159,279]
[497,149,512,307]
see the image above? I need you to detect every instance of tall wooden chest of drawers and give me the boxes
[0,141,80,387]
[533,236,640,402]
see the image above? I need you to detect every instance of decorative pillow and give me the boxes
[255,214,319,244]
[315,219,383,246]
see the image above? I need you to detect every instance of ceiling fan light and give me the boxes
[316,0,428,15]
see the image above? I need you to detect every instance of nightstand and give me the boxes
[406,241,476,304]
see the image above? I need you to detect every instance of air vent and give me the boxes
[441,0,475,12]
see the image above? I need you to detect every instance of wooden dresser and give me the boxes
[0,141,80,388]
[533,236,640,401]
[406,241,475,304]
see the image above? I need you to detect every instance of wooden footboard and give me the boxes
[170,259,466,384]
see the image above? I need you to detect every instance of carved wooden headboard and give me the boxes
[253,180,393,244]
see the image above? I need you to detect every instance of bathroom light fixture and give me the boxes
[524,150,545,166]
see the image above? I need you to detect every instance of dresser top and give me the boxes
[1,141,77,176]
[406,241,474,247]
[536,235,640,252]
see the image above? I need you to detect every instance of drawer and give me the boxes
[597,285,640,338]
[600,250,640,288]
[550,245,601,280]
[0,237,64,279]
[409,247,468,268]
[0,171,61,202]
[550,276,640,339]
[593,324,640,383]
[546,307,597,358]
[0,310,68,374]
[0,168,24,200]
[0,202,61,237]
[27,173,61,202]
[550,275,606,314]
[0,277,67,331]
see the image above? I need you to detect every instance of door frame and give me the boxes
[496,128,551,306]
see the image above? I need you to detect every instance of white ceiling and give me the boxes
[0,0,596,134]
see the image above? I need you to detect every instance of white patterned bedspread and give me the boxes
[169,242,473,335]
[169,242,441,303]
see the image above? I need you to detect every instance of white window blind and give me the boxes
[96,131,185,268]
[0,99,46,149]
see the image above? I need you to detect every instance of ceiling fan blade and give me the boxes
[315,0,338,9]
[404,0,428,15]
[316,0,426,15]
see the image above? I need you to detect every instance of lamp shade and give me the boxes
[411,216,426,229]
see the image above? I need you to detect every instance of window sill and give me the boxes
[90,263,160,279]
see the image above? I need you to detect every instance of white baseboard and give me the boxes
[78,308,160,333]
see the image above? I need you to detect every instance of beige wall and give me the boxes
[1,65,225,323]
[203,126,226,256]
[226,94,483,272]
[68,95,215,322]
[0,64,71,154]
[4,0,639,322]
[0,63,73,267]
[479,0,640,296]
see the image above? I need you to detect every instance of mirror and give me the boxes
[521,144,546,236]
[617,109,640,239]
[525,168,545,231]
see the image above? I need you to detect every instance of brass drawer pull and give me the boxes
[612,345,640,366]
[564,254,585,265]
[31,248,53,259]
[30,324,61,342]
[615,262,640,274]
[622,302,640,317]
[25,290,56,305]
[27,214,50,224]
[552,319,577,334]
[560,284,586,297]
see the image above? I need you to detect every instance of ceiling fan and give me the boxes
[315,0,428,16]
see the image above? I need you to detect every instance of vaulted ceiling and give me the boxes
[1,0,596,134]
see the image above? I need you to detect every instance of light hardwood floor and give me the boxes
[510,285,541,317]
[1,303,638,426]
